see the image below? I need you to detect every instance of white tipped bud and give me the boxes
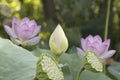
[49,24,68,55]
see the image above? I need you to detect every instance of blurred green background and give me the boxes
[0,0,120,60]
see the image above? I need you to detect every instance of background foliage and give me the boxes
[0,0,120,51]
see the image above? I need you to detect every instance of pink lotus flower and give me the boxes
[77,35,116,59]
[4,17,41,45]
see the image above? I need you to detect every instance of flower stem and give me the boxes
[55,55,60,63]
[77,66,85,80]
[104,0,111,74]
[103,62,106,74]
[104,0,111,40]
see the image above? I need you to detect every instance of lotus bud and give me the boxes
[49,24,68,55]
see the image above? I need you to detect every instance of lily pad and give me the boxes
[0,38,38,80]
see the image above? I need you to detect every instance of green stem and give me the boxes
[77,67,85,80]
[55,55,60,63]
[104,0,111,74]
[104,0,111,40]
[103,62,106,74]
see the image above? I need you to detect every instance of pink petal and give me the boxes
[92,41,100,48]
[21,17,30,23]
[20,23,29,30]
[103,39,110,50]
[4,25,17,38]
[28,20,36,31]
[100,50,116,59]
[77,47,85,56]
[30,25,41,38]
[81,38,87,51]
[86,43,107,56]
[19,17,30,27]
[94,35,102,43]
[87,45,97,53]
[26,36,41,45]
[16,23,32,40]
[13,22,20,35]
[12,17,19,28]
[97,44,108,56]
[28,20,37,27]
[86,35,94,43]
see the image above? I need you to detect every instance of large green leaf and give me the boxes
[0,38,38,80]
[60,53,83,80]
[32,48,52,57]
[108,62,120,80]
[80,70,111,80]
